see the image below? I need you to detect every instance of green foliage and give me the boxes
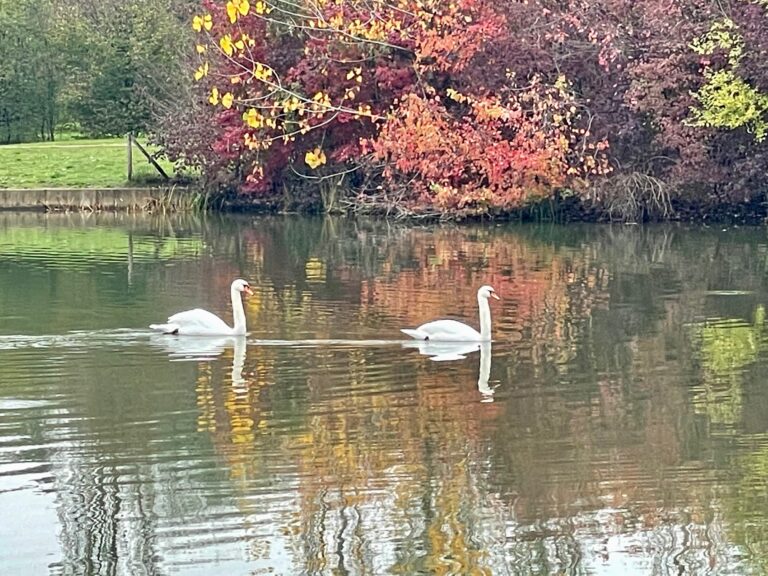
[688,18,768,142]
[64,0,193,137]
[0,0,63,142]
[0,0,192,142]
[689,70,768,141]
[692,306,765,425]
[690,18,743,65]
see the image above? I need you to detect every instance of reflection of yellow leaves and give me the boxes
[305,147,327,169]
[305,258,326,283]
[697,315,760,377]
[221,92,234,109]
[196,44,206,54]
[691,308,765,425]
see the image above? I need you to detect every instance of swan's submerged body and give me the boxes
[401,285,499,342]
[150,279,252,336]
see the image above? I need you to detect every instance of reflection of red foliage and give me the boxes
[360,231,609,345]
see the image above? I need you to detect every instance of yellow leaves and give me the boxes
[355,104,373,119]
[254,0,271,14]
[220,34,245,57]
[282,96,302,113]
[192,13,212,32]
[244,108,263,128]
[196,44,206,54]
[554,74,569,92]
[194,61,209,81]
[243,108,276,130]
[244,134,261,150]
[208,87,234,109]
[446,87,467,103]
[253,62,273,82]
[305,147,327,169]
[220,35,234,56]
[226,0,250,23]
[312,91,332,108]
[346,67,362,83]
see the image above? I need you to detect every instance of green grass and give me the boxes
[0,137,179,188]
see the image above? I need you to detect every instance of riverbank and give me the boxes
[2,185,764,225]
[0,186,199,212]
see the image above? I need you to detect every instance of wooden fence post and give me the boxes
[127,133,133,182]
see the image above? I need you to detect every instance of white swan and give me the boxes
[149,279,253,336]
[401,285,499,342]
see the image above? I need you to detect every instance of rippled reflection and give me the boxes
[1,213,768,574]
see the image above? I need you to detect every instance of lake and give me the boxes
[1,212,767,575]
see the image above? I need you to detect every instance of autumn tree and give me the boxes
[162,0,768,219]
[181,0,610,215]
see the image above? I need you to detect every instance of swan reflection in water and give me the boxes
[402,340,496,401]
[148,334,246,387]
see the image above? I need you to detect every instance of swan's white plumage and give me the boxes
[401,285,499,342]
[150,279,252,336]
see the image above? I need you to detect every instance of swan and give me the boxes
[401,285,499,342]
[149,279,253,336]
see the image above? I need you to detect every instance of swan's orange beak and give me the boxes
[491,292,500,300]
[244,285,253,296]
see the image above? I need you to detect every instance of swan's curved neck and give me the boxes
[478,294,492,341]
[230,287,247,335]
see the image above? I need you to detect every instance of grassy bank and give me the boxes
[0,138,177,188]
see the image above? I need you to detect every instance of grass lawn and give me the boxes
[0,138,179,188]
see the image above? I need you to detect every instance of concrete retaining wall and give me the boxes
[0,187,192,211]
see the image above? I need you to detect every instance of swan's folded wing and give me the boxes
[166,308,231,334]
[411,319,482,341]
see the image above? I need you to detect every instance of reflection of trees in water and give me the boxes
[54,456,160,575]
[23,214,768,573]
[167,218,768,573]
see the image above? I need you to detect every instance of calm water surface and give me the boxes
[1,212,768,575]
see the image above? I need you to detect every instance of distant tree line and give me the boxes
[0,0,193,143]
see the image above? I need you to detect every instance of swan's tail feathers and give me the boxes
[401,328,429,340]
[150,323,180,335]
